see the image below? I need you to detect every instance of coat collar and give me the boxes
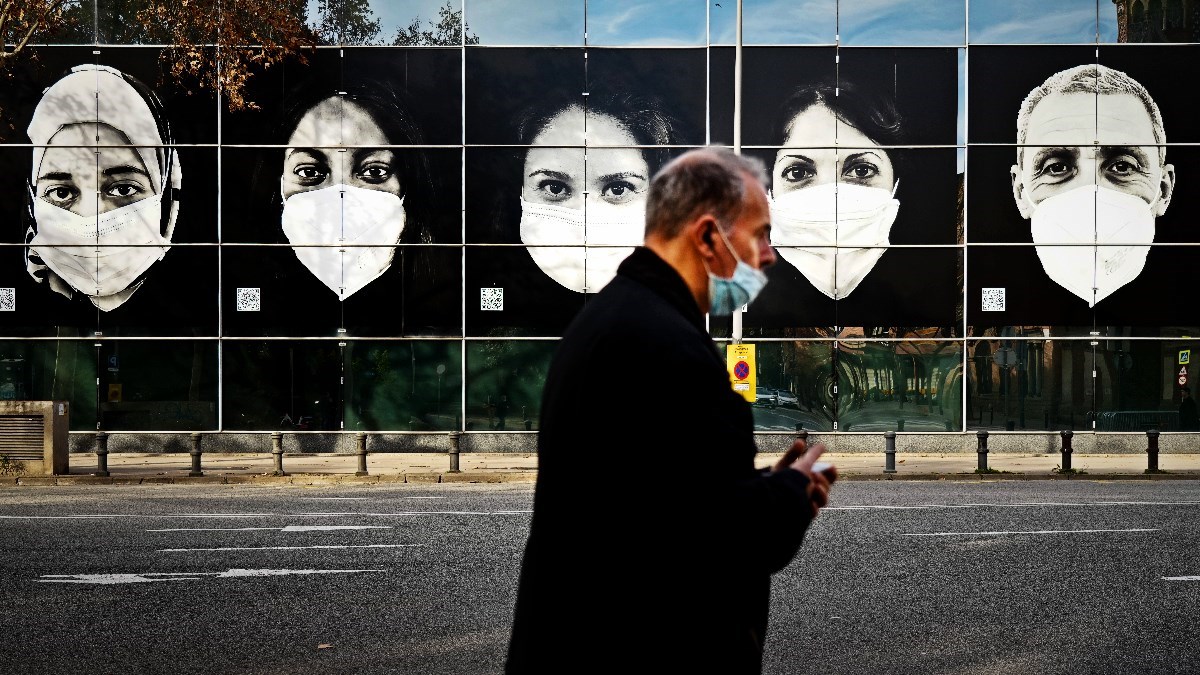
[616,247,706,332]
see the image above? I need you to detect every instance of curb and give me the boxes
[5,471,542,486]
[6,471,1199,486]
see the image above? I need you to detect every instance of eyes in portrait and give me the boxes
[282,96,402,199]
[36,123,156,215]
[520,106,649,210]
[771,104,895,195]
[1013,91,1170,214]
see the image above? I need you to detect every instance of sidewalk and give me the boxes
[5,452,1200,486]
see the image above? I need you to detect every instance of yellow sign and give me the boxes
[107,384,123,403]
[726,343,756,403]
[1180,349,1191,365]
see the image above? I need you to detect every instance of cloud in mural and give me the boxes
[24,64,181,312]
[1009,63,1176,306]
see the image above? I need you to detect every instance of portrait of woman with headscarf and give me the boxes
[24,64,182,313]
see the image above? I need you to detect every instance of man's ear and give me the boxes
[686,215,720,262]
[1156,163,1176,217]
[1011,164,1032,220]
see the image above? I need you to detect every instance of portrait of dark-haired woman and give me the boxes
[228,77,458,337]
[467,83,681,336]
[746,78,958,332]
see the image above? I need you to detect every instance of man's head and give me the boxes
[1011,63,1174,220]
[643,147,774,313]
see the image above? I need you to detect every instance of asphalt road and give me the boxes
[1,481,1198,674]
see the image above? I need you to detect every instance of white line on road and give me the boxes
[145,525,392,532]
[825,501,1200,512]
[148,527,280,532]
[1163,576,1200,582]
[294,511,531,517]
[157,544,424,552]
[904,528,1160,537]
[38,569,387,585]
[300,498,372,501]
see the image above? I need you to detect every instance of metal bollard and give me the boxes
[271,432,285,476]
[884,431,897,474]
[95,431,110,478]
[1146,429,1160,473]
[976,430,989,472]
[1060,430,1073,472]
[355,432,369,476]
[448,431,461,473]
[189,433,204,477]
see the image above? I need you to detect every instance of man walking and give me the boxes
[506,148,836,674]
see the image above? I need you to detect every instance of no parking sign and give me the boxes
[726,343,756,403]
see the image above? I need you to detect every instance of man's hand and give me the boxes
[773,439,837,516]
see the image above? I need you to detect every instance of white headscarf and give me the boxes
[25,64,181,300]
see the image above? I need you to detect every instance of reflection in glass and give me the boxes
[345,341,462,431]
[839,0,965,46]
[467,0,584,45]
[838,338,963,432]
[586,0,706,46]
[966,331,1094,431]
[1110,0,1197,42]
[224,341,341,431]
[969,0,1099,44]
[727,0,835,45]
[747,340,835,432]
[466,340,555,431]
[0,340,97,431]
[97,341,217,431]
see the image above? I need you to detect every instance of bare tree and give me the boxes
[393,0,479,46]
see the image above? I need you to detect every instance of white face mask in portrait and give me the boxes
[29,194,169,300]
[280,183,406,300]
[769,182,899,300]
[519,197,645,293]
[1029,185,1157,307]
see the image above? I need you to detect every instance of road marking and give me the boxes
[1163,576,1200,582]
[37,569,386,585]
[826,501,1200,512]
[301,498,371,501]
[904,528,1160,537]
[148,527,280,532]
[281,525,391,532]
[295,511,531,517]
[145,525,392,532]
[157,544,423,552]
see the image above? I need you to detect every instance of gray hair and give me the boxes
[644,147,768,239]
[1017,63,1166,165]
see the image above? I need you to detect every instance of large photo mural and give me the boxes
[1,1,1197,434]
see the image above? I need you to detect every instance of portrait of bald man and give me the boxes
[1010,63,1175,307]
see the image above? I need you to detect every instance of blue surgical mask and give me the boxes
[705,224,768,316]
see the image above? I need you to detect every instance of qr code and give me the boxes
[0,288,13,312]
[981,287,1006,312]
[236,287,261,312]
[481,287,504,311]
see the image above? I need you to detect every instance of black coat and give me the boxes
[506,247,816,674]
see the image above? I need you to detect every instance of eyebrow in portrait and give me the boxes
[37,171,74,182]
[1099,145,1152,167]
[1029,146,1079,170]
[528,169,573,181]
[102,164,152,179]
[596,170,647,183]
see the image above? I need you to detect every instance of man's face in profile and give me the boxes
[1011,91,1174,219]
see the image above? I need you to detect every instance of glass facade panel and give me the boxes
[969,0,1099,44]
[1,2,1196,435]
[840,0,966,46]
[0,339,98,430]
[465,339,555,431]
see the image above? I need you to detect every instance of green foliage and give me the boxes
[393,0,479,46]
[315,0,380,45]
